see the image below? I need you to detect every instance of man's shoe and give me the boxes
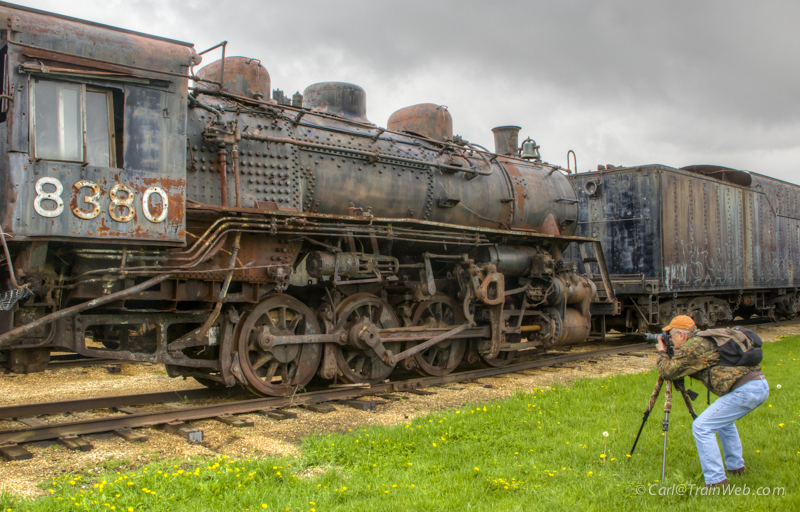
[705,478,729,488]
[728,466,746,476]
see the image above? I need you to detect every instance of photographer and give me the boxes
[655,315,768,488]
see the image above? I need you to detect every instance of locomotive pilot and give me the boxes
[654,315,768,488]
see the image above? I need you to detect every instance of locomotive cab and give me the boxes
[0,4,197,244]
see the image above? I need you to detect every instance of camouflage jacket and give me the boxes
[656,335,761,396]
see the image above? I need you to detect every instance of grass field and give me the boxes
[2,337,797,512]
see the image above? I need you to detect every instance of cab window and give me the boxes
[31,79,122,167]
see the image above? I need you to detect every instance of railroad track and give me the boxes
[0,342,651,461]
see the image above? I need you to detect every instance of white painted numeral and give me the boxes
[33,177,64,218]
[142,186,169,223]
[108,184,135,222]
[72,180,102,220]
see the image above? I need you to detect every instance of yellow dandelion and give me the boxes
[600,454,606,459]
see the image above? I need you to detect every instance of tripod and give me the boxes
[629,376,699,480]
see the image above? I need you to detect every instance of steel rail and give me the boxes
[0,343,651,446]
[0,388,220,420]
[46,358,142,370]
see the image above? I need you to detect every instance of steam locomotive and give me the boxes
[0,3,616,395]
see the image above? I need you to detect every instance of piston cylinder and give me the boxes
[306,252,360,278]
[553,308,591,346]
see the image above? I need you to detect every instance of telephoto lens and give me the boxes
[644,333,663,343]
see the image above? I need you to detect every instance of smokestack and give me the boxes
[491,126,521,156]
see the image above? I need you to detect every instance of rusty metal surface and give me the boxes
[0,388,219,420]
[0,3,192,243]
[491,126,521,156]
[196,57,271,101]
[0,3,199,75]
[387,103,453,142]
[302,82,370,123]
[185,92,579,233]
[568,164,800,327]
[0,2,611,398]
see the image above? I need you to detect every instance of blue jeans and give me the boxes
[692,376,769,485]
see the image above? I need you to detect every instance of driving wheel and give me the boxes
[334,293,401,384]
[409,295,467,376]
[237,294,322,396]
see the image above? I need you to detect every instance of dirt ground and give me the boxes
[0,322,796,498]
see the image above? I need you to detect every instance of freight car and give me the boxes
[0,3,618,395]
[567,164,800,334]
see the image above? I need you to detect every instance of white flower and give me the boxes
[776,384,781,389]
[603,431,609,437]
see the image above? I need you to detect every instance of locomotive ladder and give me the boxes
[579,241,617,307]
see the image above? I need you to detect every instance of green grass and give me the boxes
[2,337,798,512]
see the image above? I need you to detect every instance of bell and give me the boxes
[521,137,540,160]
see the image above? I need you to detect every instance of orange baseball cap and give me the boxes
[662,315,696,332]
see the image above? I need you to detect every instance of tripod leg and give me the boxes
[673,381,698,420]
[661,380,672,481]
[630,377,664,456]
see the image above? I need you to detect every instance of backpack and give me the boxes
[697,327,763,367]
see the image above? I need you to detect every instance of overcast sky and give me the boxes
[12,0,800,183]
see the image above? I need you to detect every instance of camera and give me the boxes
[645,330,674,357]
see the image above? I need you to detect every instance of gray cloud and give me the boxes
[12,0,800,181]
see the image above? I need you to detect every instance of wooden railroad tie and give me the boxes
[440,385,466,391]
[263,410,298,421]
[0,443,33,461]
[57,435,93,452]
[337,399,388,411]
[115,428,148,443]
[16,417,47,428]
[378,394,407,401]
[113,407,139,415]
[216,414,254,428]
[406,389,436,396]
[552,364,581,371]
[302,403,336,414]
[162,421,203,442]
